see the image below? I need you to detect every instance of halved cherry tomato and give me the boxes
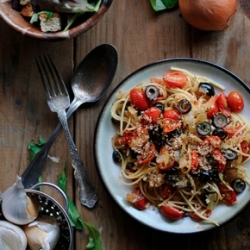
[216,93,231,117]
[157,147,175,170]
[218,183,237,205]
[212,149,226,172]
[227,91,244,112]
[130,88,149,111]
[160,204,183,220]
[189,209,212,221]
[137,143,156,165]
[206,95,219,119]
[163,109,181,120]
[241,140,250,154]
[126,187,149,210]
[163,71,188,88]
[203,136,221,148]
[162,118,182,133]
[191,150,199,170]
[160,184,175,198]
[142,107,161,124]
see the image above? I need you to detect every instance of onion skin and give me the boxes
[179,0,238,31]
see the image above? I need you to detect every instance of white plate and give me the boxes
[94,58,250,234]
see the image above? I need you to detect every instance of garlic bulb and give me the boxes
[23,216,60,250]
[0,220,27,250]
[1,175,39,225]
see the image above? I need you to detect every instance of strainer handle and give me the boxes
[31,182,69,212]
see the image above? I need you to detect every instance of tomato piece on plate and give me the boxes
[206,95,219,119]
[189,209,212,221]
[163,109,181,120]
[227,91,244,112]
[142,107,161,124]
[162,118,182,133]
[126,187,149,210]
[218,183,237,206]
[160,204,183,220]
[216,93,231,117]
[157,147,175,170]
[137,143,156,165]
[163,71,188,88]
[191,150,199,170]
[130,87,149,111]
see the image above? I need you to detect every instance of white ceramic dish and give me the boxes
[94,58,250,234]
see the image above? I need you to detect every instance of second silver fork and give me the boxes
[36,55,98,208]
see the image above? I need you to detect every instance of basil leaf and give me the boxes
[28,136,46,160]
[150,0,178,11]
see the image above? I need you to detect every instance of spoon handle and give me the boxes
[21,98,82,188]
[57,111,98,208]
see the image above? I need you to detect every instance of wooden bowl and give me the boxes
[0,0,112,40]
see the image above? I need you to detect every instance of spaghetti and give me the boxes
[111,68,250,225]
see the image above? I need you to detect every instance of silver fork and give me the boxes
[35,55,98,208]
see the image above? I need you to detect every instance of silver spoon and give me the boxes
[21,44,118,204]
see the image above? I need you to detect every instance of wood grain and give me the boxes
[1,0,250,249]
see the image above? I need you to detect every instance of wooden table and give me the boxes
[1,1,250,249]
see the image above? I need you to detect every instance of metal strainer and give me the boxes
[0,182,73,250]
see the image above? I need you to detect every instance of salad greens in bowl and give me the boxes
[0,0,112,40]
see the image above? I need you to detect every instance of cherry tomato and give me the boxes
[157,147,175,170]
[160,184,175,198]
[206,95,219,119]
[212,149,226,172]
[218,183,237,206]
[163,109,181,120]
[133,187,149,210]
[162,118,182,133]
[223,125,243,138]
[163,71,188,88]
[216,93,231,117]
[142,107,161,124]
[137,143,156,165]
[227,91,244,112]
[113,136,128,149]
[130,88,149,111]
[241,140,250,154]
[189,209,212,221]
[160,204,183,220]
[191,150,199,170]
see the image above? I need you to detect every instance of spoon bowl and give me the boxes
[21,44,118,190]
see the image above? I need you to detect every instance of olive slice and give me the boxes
[212,113,228,128]
[231,178,246,193]
[196,121,211,136]
[177,99,192,114]
[145,85,159,100]
[198,82,215,96]
[221,149,237,160]
[212,128,227,139]
[112,150,122,163]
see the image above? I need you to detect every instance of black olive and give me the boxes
[145,85,159,100]
[212,128,227,139]
[177,99,192,114]
[112,150,121,163]
[221,149,238,161]
[208,169,220,182]
[126,162,135,169]
[199,171,211,183]
[206,154,217,167]
[212,113,228,128]
[196,121,211,136]
[151,102,164,113]
[231,178,246,193]
[11,0,22,11]
[198,82,215,96]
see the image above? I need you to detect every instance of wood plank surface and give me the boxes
[1,0,250,249]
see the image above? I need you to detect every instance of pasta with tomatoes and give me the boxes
[111,68,250,225]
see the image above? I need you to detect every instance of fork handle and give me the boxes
[58,112,98,208]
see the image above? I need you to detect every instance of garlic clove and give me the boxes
[23,215,60,250]
[0,220,27,250]
[1,175,39,225]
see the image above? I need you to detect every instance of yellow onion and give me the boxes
[179,0,238,31]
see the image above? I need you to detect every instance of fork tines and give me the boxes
[35,54,68,98]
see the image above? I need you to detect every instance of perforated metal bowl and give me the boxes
[0,182,73,250]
